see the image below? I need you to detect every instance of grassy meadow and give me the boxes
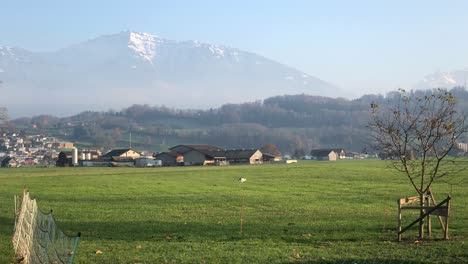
[1,160,467,263]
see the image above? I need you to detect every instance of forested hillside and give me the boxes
[11,88,468,154]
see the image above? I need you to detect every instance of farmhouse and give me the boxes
[80,150,101,161]
[183,149,227,166]
[310,149,346,161]
[162,144,277,166]
[168,144,225,165]
[102,149,140,161]
[181,149,264,166]
[1,156,18,168]
[169,144,223,154]
[261,152,282,163]
[78,150,109,167]
[135,157,162,167]
[154,151,183,166]
[224,149,263,164]
[346,151,361,159]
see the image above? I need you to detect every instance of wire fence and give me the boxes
[12,189,80,264]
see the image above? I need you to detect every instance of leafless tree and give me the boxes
[0,107,7,122]
[0,105,9,133]
[0,80,11,132]
[369,88,467,239]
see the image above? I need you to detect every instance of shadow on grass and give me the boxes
[0,216,14,237]
[67,219,364,244]
[64,219,411,244]
[281,235,382,244]
[69,220,269,242]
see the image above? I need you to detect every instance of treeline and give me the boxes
[12,88,468,154]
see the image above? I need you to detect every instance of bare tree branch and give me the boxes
[369,88,467,239]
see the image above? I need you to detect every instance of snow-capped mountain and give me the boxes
[0,31,339,117]
[128,32,160,62]
[415,69,468,90]
[0,47,35,74]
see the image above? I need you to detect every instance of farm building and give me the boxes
[168,144,225,165]
[183,149,227,166]
[1,156,18,168]
[261,152,282,163]
[310,149,346,161]
[164,144,277,166]
[169,144,223,154]
[224,149,263,164]
[80,150,101,161]
[102,149,140,161]
[135,157,162,167]
[346,152,361,159]
[154,152,183,166]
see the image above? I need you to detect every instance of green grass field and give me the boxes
[1,160,467,263]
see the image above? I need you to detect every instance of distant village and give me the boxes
[0,132,348,168]
[1,132,467,168]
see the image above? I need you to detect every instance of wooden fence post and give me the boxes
[444,196,451,240]
[398,199,402,242]
[426,195,431,237]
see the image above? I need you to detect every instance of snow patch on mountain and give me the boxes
[0,47,14,57]
[423,72,457,85]
[209,45,225,58]
[0,46,31,63]
[128,32,159,62]
[230,51,240,62]
[415,69,468,89]
[192,40,202,47]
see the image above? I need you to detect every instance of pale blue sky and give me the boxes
[2,0,468,96]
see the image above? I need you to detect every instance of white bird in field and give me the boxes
[239,177,247,183]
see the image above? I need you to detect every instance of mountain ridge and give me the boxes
[0,31,341,117]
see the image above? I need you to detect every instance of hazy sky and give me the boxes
[2,0,468,97]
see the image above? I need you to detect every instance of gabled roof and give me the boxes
[224,149,259,159]
[154,151,181,158]
[169,144,223,152]
[260,152,277,158]
[103,149,133,157]
[310,149,343,157]
[191,149,227,159]
[185,148,260,160]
